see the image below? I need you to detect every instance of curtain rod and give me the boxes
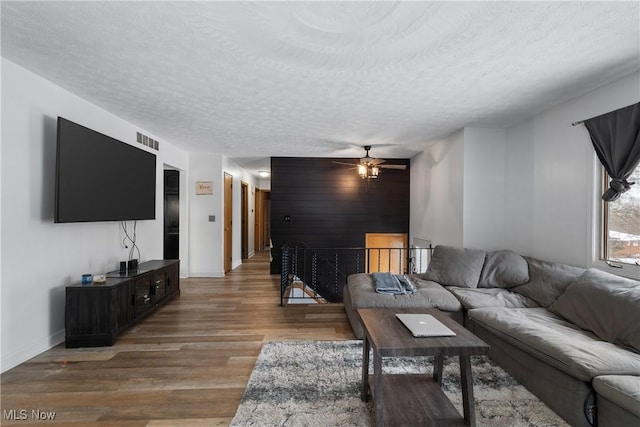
[572,102,639,127]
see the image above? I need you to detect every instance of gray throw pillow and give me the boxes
[478,250,530,288]
[511,256,585,307]
[423,245,486,288]
[549,269,640,352]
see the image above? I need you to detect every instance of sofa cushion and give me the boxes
[469,307,640,381]
[549,268,640,352]
[447,287,539,310]
[421,245,486,288]
[593,375,640,417]
[345,273,462,311]
[511,257,586,307]
[478,250,530,288]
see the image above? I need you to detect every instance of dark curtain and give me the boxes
[584,102,640,202]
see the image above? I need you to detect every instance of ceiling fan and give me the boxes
[332,145,407,179]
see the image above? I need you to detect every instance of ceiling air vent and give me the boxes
[136,131,159,151]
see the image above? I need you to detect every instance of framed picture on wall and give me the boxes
[196,181,213,195]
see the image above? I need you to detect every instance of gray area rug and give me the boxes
[231,340,569,426]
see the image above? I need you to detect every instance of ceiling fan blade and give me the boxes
[379,164,407,170]
[369,158,386,166]
[332,161,357,166]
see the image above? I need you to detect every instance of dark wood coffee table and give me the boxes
[357,308,490,426]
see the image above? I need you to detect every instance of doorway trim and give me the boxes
[241,181,249,260]
[224,172,233,273]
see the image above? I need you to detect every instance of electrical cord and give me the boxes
[121,220,141,261]
[121,221,129,249]
[132,221,140,261]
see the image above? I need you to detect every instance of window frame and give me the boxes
[594,164,640,278]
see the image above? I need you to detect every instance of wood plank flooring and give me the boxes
[0,252,355,426]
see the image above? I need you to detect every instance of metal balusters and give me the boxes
[280,244,434,304]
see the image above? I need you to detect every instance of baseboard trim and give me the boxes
[1,329,65,373]
[189,271,225,278]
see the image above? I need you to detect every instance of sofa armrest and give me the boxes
[593,375,640,418]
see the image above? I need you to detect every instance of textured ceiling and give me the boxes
[2,1,639,175]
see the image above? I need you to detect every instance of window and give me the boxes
[602,163,640,266]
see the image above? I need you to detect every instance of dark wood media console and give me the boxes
[65,259,180,347]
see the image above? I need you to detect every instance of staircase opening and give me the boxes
[279,241,433,305]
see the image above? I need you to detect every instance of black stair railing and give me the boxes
[280,242,355,305]
[280,243,434,305]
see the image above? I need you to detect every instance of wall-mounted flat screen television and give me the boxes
[55,117,156,223]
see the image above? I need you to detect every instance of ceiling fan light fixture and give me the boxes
[358,164,367,178]
[334,146,403,179]
[358,164,379,179]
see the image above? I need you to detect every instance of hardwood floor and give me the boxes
[0,252,355,426]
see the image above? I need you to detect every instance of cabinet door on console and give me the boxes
[66,288,112,336]
[165,263,180,297]
[134,275,154,315]
[112,281,135,330]
[153,270,167,300]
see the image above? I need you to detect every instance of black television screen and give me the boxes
[55,117,156,223]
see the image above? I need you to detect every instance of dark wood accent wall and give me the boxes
[270,157,410,272]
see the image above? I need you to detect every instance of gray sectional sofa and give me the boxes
[343,245,640,427]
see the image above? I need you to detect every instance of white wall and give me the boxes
[505,71,640,269]
[257,178,271,191]
[188,152,224,276]
[412,72,639,269]
[188,154,259,277]
[410,130,464,247]
[410,127,506,250]
[504,120,535,256]
[1,59,189,372]
[462,128,506,250]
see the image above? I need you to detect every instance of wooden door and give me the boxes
[224,173,233,273]
[241,181,249,259]
[263,190,270,249]
[254,188,262,251]
[253,189,271,252]
[365,233,408,274]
